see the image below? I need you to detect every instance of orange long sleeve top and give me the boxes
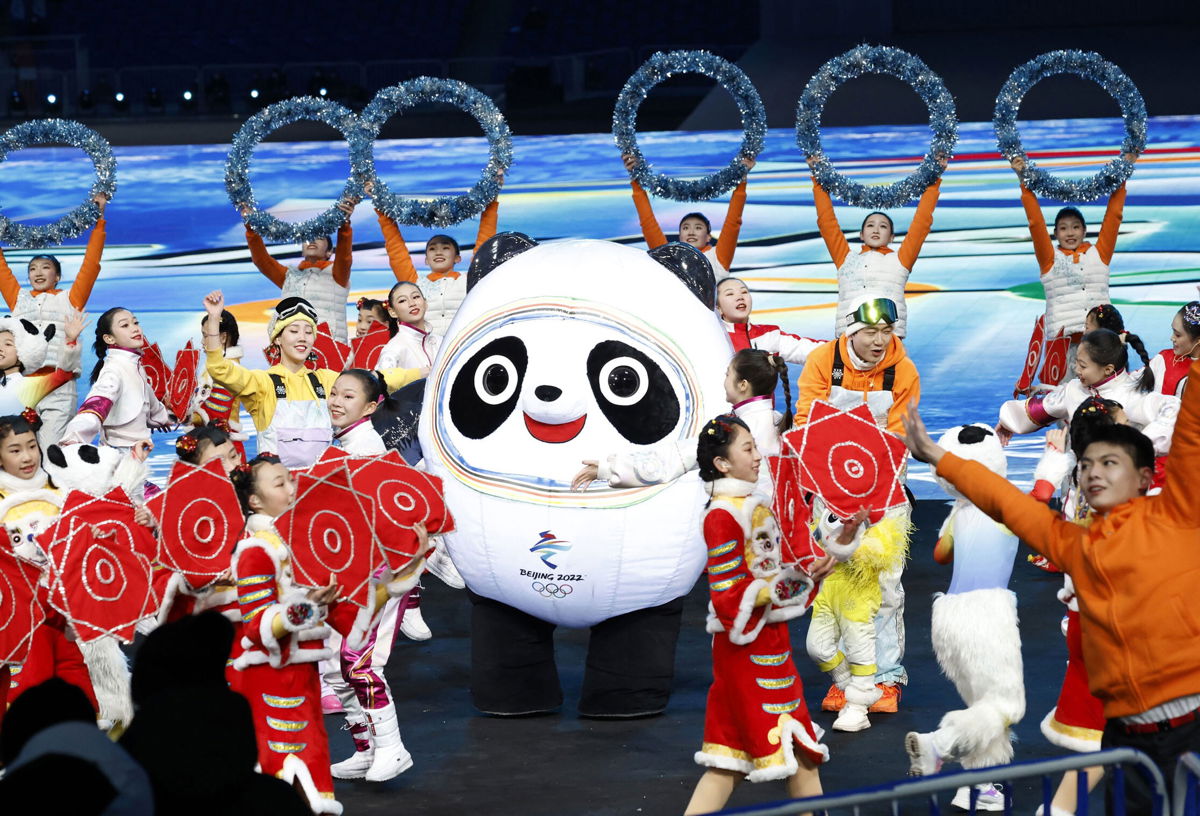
[376,200,500,283]
[813,178,940,270]
[244,221,353,288]
[934,355,1200,719]
[630,178,747,271]
[1019,182,1127,272]
[0,219,107,310]
[793,334,920,435]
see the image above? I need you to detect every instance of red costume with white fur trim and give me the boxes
[696,478,827,780]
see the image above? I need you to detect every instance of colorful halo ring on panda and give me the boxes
[796,45,957,209]
[360,78,512,228]
[425,295,707,509]
[225,95,370,242]
[0,119,117,249]
[994,50,1146,202]
[613,49,765,202]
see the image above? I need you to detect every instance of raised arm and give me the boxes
[714,163,752,270]
[376,210,418,283]
[474,192,500,250]
[202,290,269,412]
[0,246,19,309]
[1012,157,1055,273]
[244,227,288,288]
[811,173,850,267]
[331,218,353,288]
[896,173,942,270]
[1095,176,1130,265]
[67,195,109,309]
[624,154,667,249]
[1159,356,1200,526]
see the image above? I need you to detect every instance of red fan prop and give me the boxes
[779,401,908,525]
[142,342,172,402]
[53,488,159,561]
[147,458,244,589]
[310,322,351,372]
[351,321,390,370]
[768,454,821,567]
[41,513,159,643]
[168,341,200,420]
[342,450,452,573]
[0,539,46,664]
[275,463,381,607]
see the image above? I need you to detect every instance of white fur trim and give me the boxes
[746,718,830,782]
[694,749,754,775]
[385,556,427,598]
[1040,708,1102,753]
[723,579,771,645]
[78,636,133,727]
[930,589,1025,768]
[280,753,343,815]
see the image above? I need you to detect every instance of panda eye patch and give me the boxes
[449,336,527,439]
[586,340,678,445]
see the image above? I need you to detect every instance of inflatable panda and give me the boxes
[419,234,730,717]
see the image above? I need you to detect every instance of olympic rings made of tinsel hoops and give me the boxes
[225,96,371,242]
[796,45,958,210]
[994,50,1146,202]
[0,119,117,249]
[360,78,512,228]
[613,50,765,202]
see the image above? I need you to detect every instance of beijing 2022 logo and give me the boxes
[522,531,583,598]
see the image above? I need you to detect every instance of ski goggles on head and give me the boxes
[273,297,318,323]
[848,298,898,327]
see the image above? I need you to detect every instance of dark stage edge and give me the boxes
[329,500,1081,815]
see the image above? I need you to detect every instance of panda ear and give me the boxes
[467,232,537,292]
[47,444,67,468]
[648,242,715,310]
[43,324,55,342]
[19,318,38,336]
[80,445,101,465]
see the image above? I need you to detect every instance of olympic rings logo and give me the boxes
[226,79,511,242]
[530,581,574,599]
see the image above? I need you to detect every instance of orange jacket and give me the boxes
[0,219,107,310]
[813,178,940,270]
[245,221,353,288]
[376,200,500,284]
[793,334,920,435]
[630,178,746,271]
[935,355,1200,719]
[1020,182,1126,272]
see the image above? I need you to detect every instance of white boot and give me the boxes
[425,545,465,589]
[364,703,413,782]
[330,713,374,779]
[834,675,881,732]
[399,585,433,641]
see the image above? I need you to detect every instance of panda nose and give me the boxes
[534,385,561,402]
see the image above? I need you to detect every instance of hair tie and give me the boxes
[1118,331,1128,344]
[176,435,199,454]
[356,297,368,309]
[233,462,253,477]
[20,407,39,426]
[1184,302,1200,327]
[210,418,232,434]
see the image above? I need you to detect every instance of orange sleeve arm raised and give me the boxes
[0,247,20,309]
[67,218,107,309]
[331,221,353,288]
[475,199,499,249]
[897,180,940,270]
[1020,185,1055,273]
[812,177,850,267]
[245,228,287,288]
[1159,356,1200,527]
[376,210,418,283]
[630,180,668,249]
[715,179,747,270]
[1095,183,1127,265]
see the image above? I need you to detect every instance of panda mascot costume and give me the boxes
[905,424,1025,780]
[418,234,730,717]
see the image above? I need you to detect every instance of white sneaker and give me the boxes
[400,604,433,641]
[832,702,871,732]
[425,545,465,589]
[952,783,1006,812]
[331,748,374,780]
[905,731,942,776]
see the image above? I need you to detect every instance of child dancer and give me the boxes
[997,328,1177,455]
[685,414,835,814]
[192,308,248,455]
[60,307,174,450]
[717,278,822,364]
[201,291,421,469]
[376,179,501,338]
[0,313,83,415]
[1010,153,1136,396]
[623,154,752,282]
[810,155,945,339]
[1150,298,1200,398]
[242,198,357,343]
[0,193,109,447]
[377,281,440,371]
[355,297,396,339]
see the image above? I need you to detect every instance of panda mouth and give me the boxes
[523,413,586,443]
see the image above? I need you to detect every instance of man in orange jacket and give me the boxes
[900,355,1200,816]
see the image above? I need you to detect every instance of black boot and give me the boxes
[467,590,562,716]
[578,596,684,718]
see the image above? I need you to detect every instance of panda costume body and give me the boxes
[418,235,730,716]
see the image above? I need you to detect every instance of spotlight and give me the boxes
[78,88,94,111]
[318,87,328,97]
[45,92,61,113]
[181,85,198,111]
[249,88,260,99]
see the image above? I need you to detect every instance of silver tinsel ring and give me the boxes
[0,119,117,249]
[360,78,512,228]
[225,96,369,242]
[613,50,765,202]
[994,50,1146,202]
[796,45,957,209]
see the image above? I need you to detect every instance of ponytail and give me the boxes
[770,355,792,435]
[1125,332,1154,392]
[729,348,791,435]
